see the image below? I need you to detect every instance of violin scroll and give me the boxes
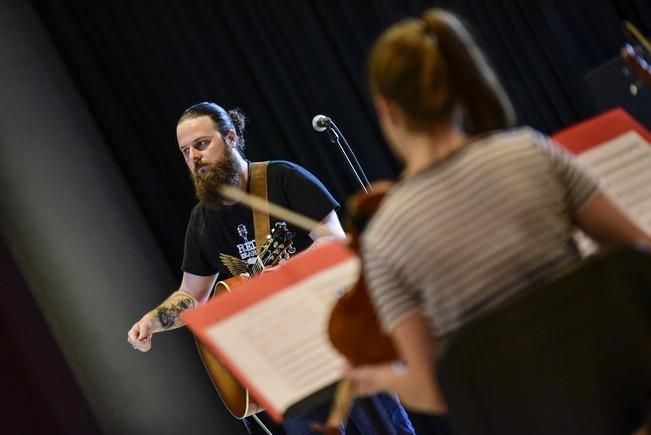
[622,21,651,87]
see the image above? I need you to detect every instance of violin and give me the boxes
[318,182,399,434]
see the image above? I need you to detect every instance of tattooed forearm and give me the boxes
[156,293,196,330]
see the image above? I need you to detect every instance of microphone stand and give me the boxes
[317,117,399,435]
[324,119,372,193]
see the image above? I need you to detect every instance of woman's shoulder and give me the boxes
[480,126,543,146]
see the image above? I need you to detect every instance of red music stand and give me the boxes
[552,107,651,153]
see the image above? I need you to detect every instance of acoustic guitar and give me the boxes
[195,221,295,419]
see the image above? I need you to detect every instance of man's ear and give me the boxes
[225,130,237,149]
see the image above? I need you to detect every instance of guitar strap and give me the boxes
[249,161,270,256]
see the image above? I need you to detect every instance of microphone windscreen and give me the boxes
[312,114,330,132]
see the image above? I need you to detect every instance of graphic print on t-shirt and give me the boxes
[218,223,258,277]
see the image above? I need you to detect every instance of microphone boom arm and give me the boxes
[315,115,372,193]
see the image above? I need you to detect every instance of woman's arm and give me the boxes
[346,310,448,414]
[574,192,651,247]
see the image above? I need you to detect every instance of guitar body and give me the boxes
[194,275,263,419]
[192,221,294,419]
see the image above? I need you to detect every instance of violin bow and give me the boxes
[219,185,340,238]
[625,21,651,54]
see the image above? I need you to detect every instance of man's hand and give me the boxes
[127,313,158,352]
[127,289,198,352]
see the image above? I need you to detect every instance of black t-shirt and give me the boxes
[182,160,339,279]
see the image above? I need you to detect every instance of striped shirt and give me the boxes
[362,127,599,337]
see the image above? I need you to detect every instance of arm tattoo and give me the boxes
[156,295,195,329]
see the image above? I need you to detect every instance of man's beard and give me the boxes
[191,149,241,210]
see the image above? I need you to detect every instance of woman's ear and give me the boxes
[374,95,404,128]
[373,95,391,124]
[373,95,406,160]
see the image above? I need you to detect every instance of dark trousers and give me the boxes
[405,410,452,435]
[245,394,415,435]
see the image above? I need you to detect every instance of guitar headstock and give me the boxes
[257,222,296,267]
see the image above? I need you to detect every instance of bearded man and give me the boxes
[127,102,415,435]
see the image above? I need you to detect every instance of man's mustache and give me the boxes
[194,161,213,175]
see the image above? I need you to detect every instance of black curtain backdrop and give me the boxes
[29,0,650,277]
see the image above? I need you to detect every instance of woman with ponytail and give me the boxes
[347,8,651,433]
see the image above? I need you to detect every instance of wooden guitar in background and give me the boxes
[195,221,295,419]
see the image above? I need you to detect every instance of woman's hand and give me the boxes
[346,362,401,397]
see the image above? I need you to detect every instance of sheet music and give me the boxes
[204,257,359,416]
[572,131,651,256]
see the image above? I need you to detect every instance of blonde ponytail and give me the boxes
[369,8,515,134]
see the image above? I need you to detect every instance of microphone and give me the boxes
[312,114,332,132]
